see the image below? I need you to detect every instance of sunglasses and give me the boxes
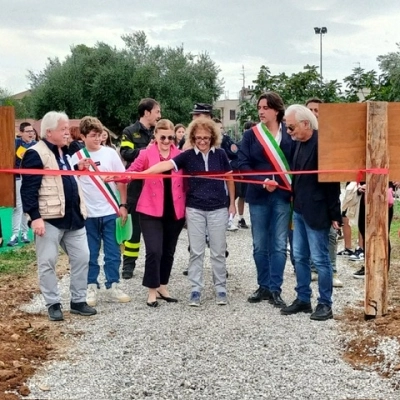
[286,124,296,132]
[159,135,175,142]
[195,136,211,142]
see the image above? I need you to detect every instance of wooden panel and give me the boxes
[319,103,366,182]
[364,102,388,318]
[388,103,400,181]
[0,107,16,207]
[319,102,400,182]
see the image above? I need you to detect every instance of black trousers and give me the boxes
[358,194,394,268]
[139,213,185,288]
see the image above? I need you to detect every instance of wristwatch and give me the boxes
[119,203,128,209]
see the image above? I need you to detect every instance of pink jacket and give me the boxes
[127,144,186,219]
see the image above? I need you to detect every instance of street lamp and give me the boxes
[314,27,327,83]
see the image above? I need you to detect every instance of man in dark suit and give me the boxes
[280,105,341,321]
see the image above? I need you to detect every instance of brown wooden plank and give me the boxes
[365,102,388,318]
[318,103,366,182]
[319,102,400,182]
[0,107,16,207]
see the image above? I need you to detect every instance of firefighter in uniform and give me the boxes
[120,98,161,279]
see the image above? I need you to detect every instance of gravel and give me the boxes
[20,216,400,400]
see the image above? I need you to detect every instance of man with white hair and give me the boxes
[21,111,97,321]
[280,105,341,321]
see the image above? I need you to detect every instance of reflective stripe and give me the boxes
[124,241,140,249]
[123,250,139,257]
[121,141,134,149]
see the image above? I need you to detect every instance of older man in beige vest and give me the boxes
[21,111,96,321]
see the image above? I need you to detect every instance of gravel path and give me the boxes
[20,218,399,400]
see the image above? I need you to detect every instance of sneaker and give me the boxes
[48,303,64,321]
[70,301,97,316]
[189,291,201,307]
[337,248,354,256]
[7,234,18,247]
[86,284,98,307]
[353,266,365,279]
[332,273,343,288]
[311,271,318,281]
[227,220,238,231]
[349,248,364,261]
[310,303,333,321]
[238,218,249,229]
[122,266,134,280]
[21,233,30,244]
[216,292,228,305]
[106,282,131,303]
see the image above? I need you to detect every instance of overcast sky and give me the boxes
[1,0,399,99]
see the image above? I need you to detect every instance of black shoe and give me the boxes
[238,218,249,229]
[122,257,136,279]
[269,291,287,308]
[247,287,272,303]
[183,269,188,276]
[280,299,312,315]
[310,303,333,321]
[122,268,134,279]
[157,292,178,303]
[70,302,97,316]
[225,250,229,258]
[147,301,159,308]
[48,303,64,321]
[353,266,365,279]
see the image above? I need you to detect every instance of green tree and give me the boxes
[28,32,223,133]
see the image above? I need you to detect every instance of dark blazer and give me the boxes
[238,123,295,204]
[292,130,341,230]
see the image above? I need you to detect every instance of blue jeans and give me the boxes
[249,193,290,292]
[85,214,121,289]
[293,212,332,306]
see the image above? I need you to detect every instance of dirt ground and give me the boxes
[1,253,400,398]
[0,255,70,400]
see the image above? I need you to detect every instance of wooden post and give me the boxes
[0,106,15,207]
[365,102,389,318]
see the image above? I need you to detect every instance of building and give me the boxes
[213,99,240,135]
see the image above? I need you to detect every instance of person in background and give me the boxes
[305,98,343,288]
[120,98,161,279]
[281,105,341,321]
[238,92,295,308]
[101,127,116,149]
[67,126,85,156]
[174,124,186,148]
[21,111,97,321]
[125,119,186,307]
[70,116,131,307]
[139,117,236,306]
[8,122,36,247]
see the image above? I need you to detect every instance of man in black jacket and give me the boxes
[120,98,161,279]
[280,105,341,321]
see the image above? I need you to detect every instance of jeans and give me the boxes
[249,193,290,292]
[293,212,332,306]
[85,214,121,289]
[11,178,29,236]
[310,226,337,274]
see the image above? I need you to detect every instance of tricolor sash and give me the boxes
[252,123,292,191]
[76,148,120,214]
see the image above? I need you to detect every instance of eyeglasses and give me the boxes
[195,136,211,142]
[160,135,175,142]
[24,130,35,133]
[286,125,296,133]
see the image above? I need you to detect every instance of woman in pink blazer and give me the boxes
[127,119,186,307]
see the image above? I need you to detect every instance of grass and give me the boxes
[0,245,37,274]
[390,201,400,247]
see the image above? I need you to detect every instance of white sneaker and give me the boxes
[106,283,131,303]
[333,274,343,288]
[86,284,98,307]
[227,220,238,231]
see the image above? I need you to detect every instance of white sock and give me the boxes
[239,215,243,219]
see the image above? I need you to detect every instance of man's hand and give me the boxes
[77,158,90,171]
[119,207,128,225]
[228,204,237,218]
[332,221,341,230]
[32,218,45,236]
[264,179,278,192]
